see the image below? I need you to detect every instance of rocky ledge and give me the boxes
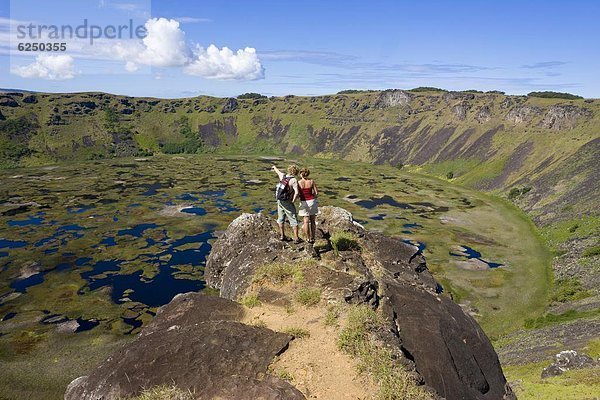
[65,206,515,400]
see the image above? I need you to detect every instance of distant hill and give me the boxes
[1,88,597,227]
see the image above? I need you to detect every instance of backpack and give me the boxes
[275,176,293,201]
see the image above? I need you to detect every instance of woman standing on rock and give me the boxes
[298,167,319,243]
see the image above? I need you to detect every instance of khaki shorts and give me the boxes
[298,199,318,217]
[277,200,298,227]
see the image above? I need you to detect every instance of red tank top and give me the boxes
[299,182,315,201]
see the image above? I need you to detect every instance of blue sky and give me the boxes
[1,0,598,98]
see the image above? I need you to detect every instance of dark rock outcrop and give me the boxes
[65,293,304,400]
[221,97,239,113]
[0,96,19,107]
[22,95,38,104]
[206,206,515,400]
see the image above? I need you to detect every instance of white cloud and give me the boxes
[114,17,191,69]
[6,16,264,81]
[12,54,76,80]
[114,18,263,80]
[184,45,264,80]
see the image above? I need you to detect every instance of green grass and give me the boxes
[504,361,600,400]
[239,293,261,308]
[293,287,321,306]
[583,338,600,358]
[331,231,361,255]
[583,245,600,258]
[337,306,430,400]
[324,305,342,327]
[275,369,294,381]
[541,215,600,248]
[524,308,600,329]
[126,385,194,400]
[253,262,309,285]
[550,278,592,303]
[282,326,311,339]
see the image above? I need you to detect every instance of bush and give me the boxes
[508,187,521,200]
[527,91,583,100]
[331,231,360,254]
[294,287,321,306]
[508,186,531,200]
[237,92,267,100]
[408,86,447,92]
[446,171,454,179]
[337,89,373,94]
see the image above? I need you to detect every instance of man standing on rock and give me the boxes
[272,164,301,243]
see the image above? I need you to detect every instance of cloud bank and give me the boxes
[12,54,76,80]
[185,45,264,80]
[11,17,264,81]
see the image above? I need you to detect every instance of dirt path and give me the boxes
[243,303,375,400]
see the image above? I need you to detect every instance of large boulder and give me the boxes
[541,350,598,378]
[221,97,239,113]
[65,293,304,400]
[206,206,515,399]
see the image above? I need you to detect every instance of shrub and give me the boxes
[508,187,521,200]
[527,91,583,100]
[446,171,454,179]
[294,287,321,306]
[508,186,532,200]
[408,86,447,92]
[237,92,267,100]
[331,231,360,255]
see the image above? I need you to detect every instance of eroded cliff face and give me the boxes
[65,206,515,400]
[1,89,597,225]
